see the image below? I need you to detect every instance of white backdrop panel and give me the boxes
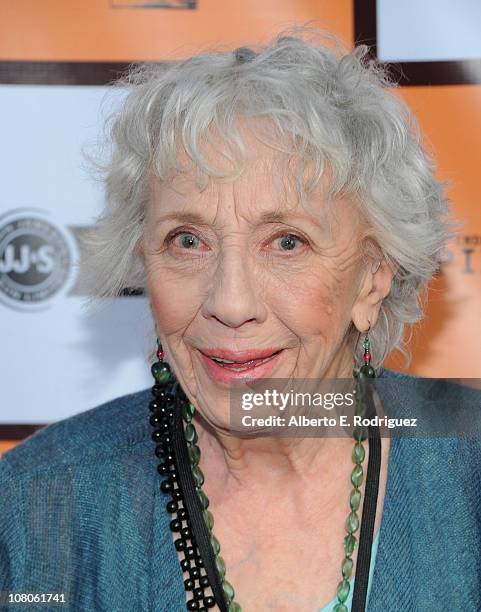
[0,84,153,424]
[378,0,481,62]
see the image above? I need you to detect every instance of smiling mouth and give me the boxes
[203,350,283,372]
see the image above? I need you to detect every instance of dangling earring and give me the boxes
[353,322,376,379]
[151,338,174,385]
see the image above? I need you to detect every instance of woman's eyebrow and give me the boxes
[258,210,325,228]
[154,212,209,225]
[258,211,288,223]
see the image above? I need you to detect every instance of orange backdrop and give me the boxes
[0,0,353,61]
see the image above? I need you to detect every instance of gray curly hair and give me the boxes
[79,26,453,370]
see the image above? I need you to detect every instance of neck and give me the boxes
[196,419,353,505]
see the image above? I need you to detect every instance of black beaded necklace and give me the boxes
[148,344,381,612]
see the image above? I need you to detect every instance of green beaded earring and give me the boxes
[353,323,376,379]
[151,338,174,385]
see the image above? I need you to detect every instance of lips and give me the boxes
[197,347,284,384]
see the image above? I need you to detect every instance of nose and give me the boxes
[201,249,267,328]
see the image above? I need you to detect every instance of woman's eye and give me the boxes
[171,232,202,250]
[273,233,305,252]
[179,233,199,249]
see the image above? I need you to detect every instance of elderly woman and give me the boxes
[1,29,480,612]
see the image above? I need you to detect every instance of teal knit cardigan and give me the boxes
[1,369,480,611]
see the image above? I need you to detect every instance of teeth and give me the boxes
[212,355,272,368]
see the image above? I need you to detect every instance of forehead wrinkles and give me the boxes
[162,154,295,228]
[228,152,341,229]
[229,156,290,224]
[151,138,346,236]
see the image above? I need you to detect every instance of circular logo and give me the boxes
[0,210,77,310]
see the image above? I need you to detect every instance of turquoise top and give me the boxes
[319,530,380,611]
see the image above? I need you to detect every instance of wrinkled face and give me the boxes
[142,125,369,429]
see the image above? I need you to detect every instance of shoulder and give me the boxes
[378,366,481,414]
[379,366,481,399]
[0,387,153,482]
[377,366,418,381]
[0,387,182,603]
[378,367,481,467]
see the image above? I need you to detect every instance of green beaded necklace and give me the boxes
[149,333,378,612]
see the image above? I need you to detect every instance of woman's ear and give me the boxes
[351,260,396,332]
